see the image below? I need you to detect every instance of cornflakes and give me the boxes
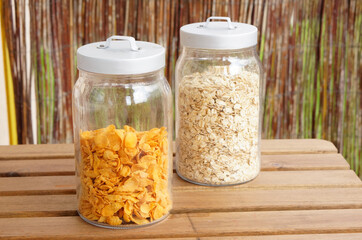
[78,124,171,226]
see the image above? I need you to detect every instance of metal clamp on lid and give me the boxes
[97,35,140,51]
[202,16,236,30]
[180,16,257,49]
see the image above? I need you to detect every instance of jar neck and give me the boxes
[78,68,165,83]
[181,46,257,57]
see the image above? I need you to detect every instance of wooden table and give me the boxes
[0,139,361,239]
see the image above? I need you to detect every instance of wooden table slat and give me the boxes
[0,154,350,177]
[261,154,350,171]
[188,209,362,236]
[0,139,360,239]
[173,170,362,192]
[0,144,74,160]
[201,233,362,240]
[1,188,362,218]
[0,171,361,196]
[0,159,75,177]
[0,209,361,239]
[260,139,338,154]
[0,139,338,160]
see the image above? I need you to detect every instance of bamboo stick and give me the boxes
[1,0,360,177]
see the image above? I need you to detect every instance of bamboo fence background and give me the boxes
[1,0,361,176]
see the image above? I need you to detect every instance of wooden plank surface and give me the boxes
[0,140,360,240]
[0,154,350,177]
[0,209,361,239]
[172,188,362,213]
[0,194,76,218]
[173,170,362,191]
[261,154,349,171]
[0,144,74,160]
[260,139,338,154]
[188,209,362,236]
[0,159,74,177]
[0,176,75,196]
[0,215,195,239]
[0,139,338,160]
[201,233,362,240]
[1,188,362,218]
[0,170,361,196]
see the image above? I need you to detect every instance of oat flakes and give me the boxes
[177,66,260,185]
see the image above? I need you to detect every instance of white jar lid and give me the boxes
[180,16,257,50]
[77,36,165,75]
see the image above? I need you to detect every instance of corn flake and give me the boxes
[78,124,171,226]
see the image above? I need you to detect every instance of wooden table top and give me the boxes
[0,139,361,239]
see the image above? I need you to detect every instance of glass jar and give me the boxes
[175,17,265,186]
[73,36,172,228]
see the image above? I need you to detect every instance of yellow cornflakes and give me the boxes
[124,132,138,148]
[78,125,171,226]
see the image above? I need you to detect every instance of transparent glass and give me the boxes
[175,46,265,186]
[73,69,173,229]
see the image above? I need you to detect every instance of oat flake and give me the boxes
[176,66,260,185]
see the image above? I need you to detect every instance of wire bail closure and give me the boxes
[200,16,236,30]
[97,36,140,51]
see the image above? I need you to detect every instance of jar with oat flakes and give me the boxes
[73,36,172,228]
[175,17,265,186]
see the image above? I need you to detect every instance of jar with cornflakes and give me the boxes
[73,36,172,228]
[175,17,265,186]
